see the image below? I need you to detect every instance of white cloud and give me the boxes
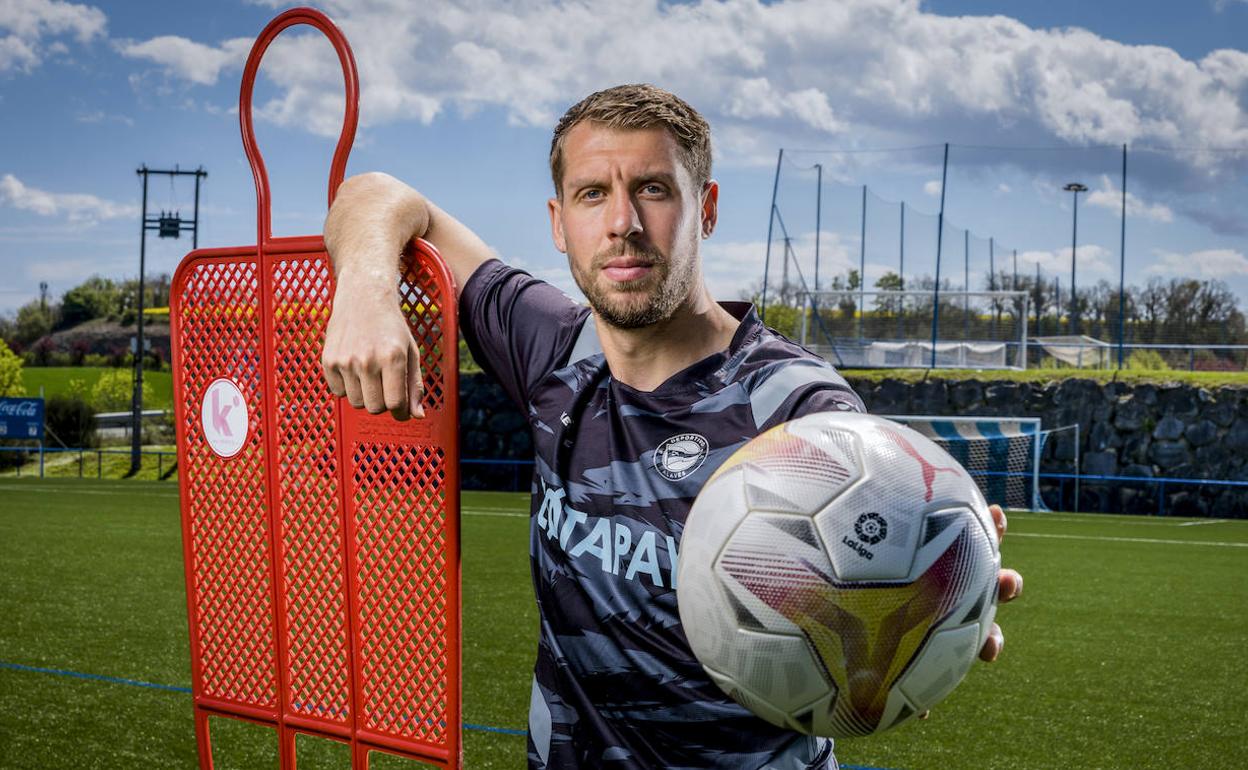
[701,229,861,300]
[75,109,133,126]
[0,0,105,73]
[923,180,942,197]
[0,173,138,224]
[1085,174,1173,222]
[1017,243,1115,278]
[1149,248,1248,277]
[118,0,1248,184]
[996,183,1012,195]
[117,35,252,86]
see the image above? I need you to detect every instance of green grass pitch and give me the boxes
[0,479,1245,769]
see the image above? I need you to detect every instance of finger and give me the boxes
[382,348,410,421]
[407,338,426,419]
[998,568,1023,602]
[979,623,1004,662]
[323,359,347,397]
[341,368,365,410]
[359,363,388,414]
[990,504,1007,542]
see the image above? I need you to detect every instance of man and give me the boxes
[322,84,1021,769]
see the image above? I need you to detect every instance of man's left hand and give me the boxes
[979,503,1022,662]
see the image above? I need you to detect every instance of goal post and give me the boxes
[883,415,1048,511]
[798,289,1030,370]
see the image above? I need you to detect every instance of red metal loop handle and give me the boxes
[239,6,359,246]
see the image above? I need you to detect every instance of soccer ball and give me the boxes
[677,412,1000,738]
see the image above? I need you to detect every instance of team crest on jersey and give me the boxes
[654,433,710,481]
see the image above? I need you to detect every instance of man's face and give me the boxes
[548,122,718,329]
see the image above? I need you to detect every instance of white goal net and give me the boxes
[883,415,1049,511]
[798,289,1030,370]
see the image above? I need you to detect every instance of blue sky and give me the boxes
[1,0,1246,318]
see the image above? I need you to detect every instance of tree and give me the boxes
[59,276,119,329]
[873,271,905,317]
[1138,278,1165,343]
[14,300,55,347]
[873,271,903,292]
[45,395,97,448]
[91,369,150,413]
[0,338,22,397]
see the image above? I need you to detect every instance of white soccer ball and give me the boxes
[677,412,1000,738]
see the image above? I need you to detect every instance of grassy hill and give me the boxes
[20,367,174,411]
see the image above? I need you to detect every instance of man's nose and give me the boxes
[607,191,643,240]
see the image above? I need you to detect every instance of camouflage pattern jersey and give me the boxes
[460,260,865,769]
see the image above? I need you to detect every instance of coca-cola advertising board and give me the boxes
[0,398,44,439]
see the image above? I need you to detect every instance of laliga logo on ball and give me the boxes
[854,512,888,545]
[201,378,248,458]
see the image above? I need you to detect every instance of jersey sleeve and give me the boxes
[751,359,866,432]
[459,259,591,408]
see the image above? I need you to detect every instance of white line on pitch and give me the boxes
[1010,532,1247,548]
[1178,519,1227,527]
[1020,514,1218,528]
[0,483,178,498]
[463,508,527,517]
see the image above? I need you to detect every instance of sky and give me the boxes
[1,0,1246,319]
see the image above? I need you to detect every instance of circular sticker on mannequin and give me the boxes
[201,378,248,458]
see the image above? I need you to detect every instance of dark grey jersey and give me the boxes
[460,260,863,769]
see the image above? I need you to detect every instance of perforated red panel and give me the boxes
[351,444,449,743]
[170,9,461,768]
[177,258,279,711]
[271,256,352,726]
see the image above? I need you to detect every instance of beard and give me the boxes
[570,240,696,329]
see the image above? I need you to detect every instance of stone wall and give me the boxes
[459,372,1248,516]
[848,376,1248,517]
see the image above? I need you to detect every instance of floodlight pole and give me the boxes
[963,230,970,343]
[898,201,905,338]
[899,201,905,289]
[814,163,822,293]
[931,143,949,368]
[1064,181,1087,336]
[760,149,783,323]
[1118,144,1128,369]
[132,164,207,475]
[858,184,867,340]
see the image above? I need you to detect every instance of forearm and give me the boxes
[324,172,492,296]
[324,172,430,286]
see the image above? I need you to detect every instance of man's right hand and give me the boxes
[322,272,425,420]
[320,172,494,420]
[321,172,433,421]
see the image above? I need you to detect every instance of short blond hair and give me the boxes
[549,84,712,196]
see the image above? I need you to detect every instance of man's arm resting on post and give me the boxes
[321,172,494,420]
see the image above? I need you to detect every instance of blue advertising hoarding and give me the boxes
[0,397,44,439]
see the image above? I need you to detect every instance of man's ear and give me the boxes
[700,181,719,239]
[548,197,567,253]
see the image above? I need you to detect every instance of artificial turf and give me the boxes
[0,480,1245,768]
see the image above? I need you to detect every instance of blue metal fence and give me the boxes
[5,447,1242,517]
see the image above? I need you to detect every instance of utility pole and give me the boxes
[1064,182,1087,336]
[133,165,206,475]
